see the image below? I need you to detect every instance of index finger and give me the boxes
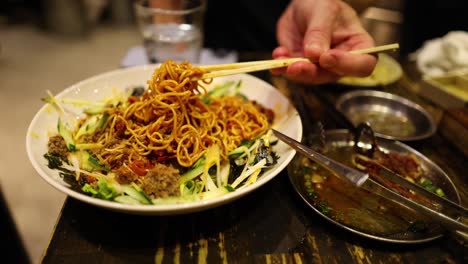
[302,0,340,60]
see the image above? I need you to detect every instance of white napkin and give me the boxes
[413,31,468,76]
[120,46,238,68]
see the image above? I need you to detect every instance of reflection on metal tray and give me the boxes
[335,90,437,141]
[287,129,461,244]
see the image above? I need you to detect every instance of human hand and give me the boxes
[272,0,377,84]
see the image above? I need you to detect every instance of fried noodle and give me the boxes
[90,60,269,169]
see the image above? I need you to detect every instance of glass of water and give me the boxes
[134,0,206,64]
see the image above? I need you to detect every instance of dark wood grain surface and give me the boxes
[41,56,468,264]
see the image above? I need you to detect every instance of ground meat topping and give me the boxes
[47,135,69,160]
[115,166,139,184]
[374,151,422,179]
[141,163,180,199]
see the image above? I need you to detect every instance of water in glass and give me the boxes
[142,23,202,63]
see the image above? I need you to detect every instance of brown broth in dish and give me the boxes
[291,145,439,239]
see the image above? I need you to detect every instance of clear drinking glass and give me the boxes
[134,0,206,64]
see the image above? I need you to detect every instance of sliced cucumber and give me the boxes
[121,184,153,205]
[179,158,205,184]
[57,118,75,151]
[114,195,142,205]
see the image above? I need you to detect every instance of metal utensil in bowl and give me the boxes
[335,90,437,141]
[273,129,468,235]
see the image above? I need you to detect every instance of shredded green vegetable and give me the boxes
[42,81,279,205]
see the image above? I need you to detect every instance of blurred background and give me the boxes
[2,0,459,263]
[1,1,140,264]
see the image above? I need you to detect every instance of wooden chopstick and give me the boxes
[198,57,309,71]
[349,43,399,55]
[195,43,399,80]
[197,57,309,79]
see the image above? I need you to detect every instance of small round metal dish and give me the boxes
[287,129,461,244]
[335,90,437,141]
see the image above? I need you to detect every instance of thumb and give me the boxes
[302,2,339,60]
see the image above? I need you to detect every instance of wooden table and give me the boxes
[41,54,467,263]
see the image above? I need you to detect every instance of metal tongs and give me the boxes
[272,129,468,235]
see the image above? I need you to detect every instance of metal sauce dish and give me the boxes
[335,90,437,141]
[287,129,461,244]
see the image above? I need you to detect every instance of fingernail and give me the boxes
[306,44,325,60]
[307,44,324,54]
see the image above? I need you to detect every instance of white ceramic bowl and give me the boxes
[26,65,303,215]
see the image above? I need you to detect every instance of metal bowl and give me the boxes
[287,129,461,244]
[335,90,437,141]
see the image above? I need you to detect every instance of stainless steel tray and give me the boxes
[287,129,461,243]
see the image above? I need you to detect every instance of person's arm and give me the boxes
[148,0,183,23]
[272,0,377,84]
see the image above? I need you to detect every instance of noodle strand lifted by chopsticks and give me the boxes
[93,60,269,168]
